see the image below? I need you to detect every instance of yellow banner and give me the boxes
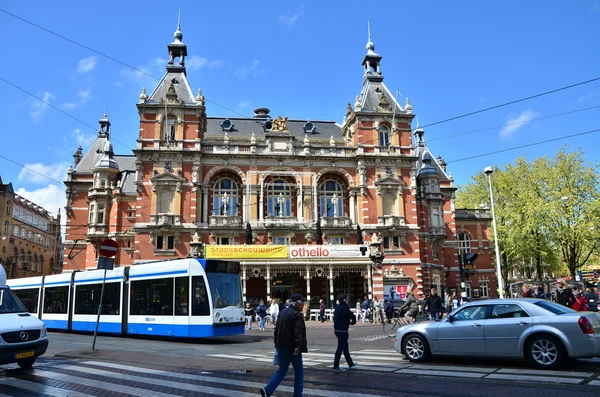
[205,245,289,259]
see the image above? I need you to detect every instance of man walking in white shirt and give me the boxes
[269,299,280,327]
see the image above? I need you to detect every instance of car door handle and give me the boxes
[517,321,529,325]
[471,323,482,327]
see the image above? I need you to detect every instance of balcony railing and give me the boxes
[209,215,243,227]
[87,224,108,235]
[157,140,183,150]
[429,226,447,236]
[320,216,352,228]
[378,215,406,227]
[150,214,182,226]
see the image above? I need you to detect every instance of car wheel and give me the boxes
[402,333,430,362]
[17,358,36,369]
[525,334,565,369]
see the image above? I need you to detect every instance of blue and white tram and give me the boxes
[6,258,245,338]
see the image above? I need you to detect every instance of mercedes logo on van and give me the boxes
[20,331,29,341]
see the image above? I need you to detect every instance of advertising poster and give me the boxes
[383,283,409,302]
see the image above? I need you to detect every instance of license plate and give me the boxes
[15,351,35,359]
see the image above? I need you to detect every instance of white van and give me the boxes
[0,266,48,368]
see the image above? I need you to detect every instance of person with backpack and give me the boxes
[332,294,357,372]
[257,299,268,331]
[422,287,444,321]
[585,288,598,312]
[260,294,307,397]
[398,292,419,325]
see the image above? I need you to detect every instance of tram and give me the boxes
[6,258,245,338]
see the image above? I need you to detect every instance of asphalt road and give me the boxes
[2,321,600,396]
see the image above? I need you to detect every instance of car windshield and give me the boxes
[206,273,242,309]
[0,288,29,314]
[534,300,575,314]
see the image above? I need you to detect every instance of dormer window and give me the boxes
[303,121,315,134]
[220,118,234,132]
[263,119,273,132]
[378,125,390,147]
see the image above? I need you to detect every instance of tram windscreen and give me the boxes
[207,273,242,309]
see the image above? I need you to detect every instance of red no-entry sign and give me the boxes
[99,239,119,258]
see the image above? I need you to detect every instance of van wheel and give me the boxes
[525,334,565,369]
[17,358,36,369]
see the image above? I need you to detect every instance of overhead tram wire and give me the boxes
[0,7,253,120]
[4,8,600,131]
[445,127,600,164]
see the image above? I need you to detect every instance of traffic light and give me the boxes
[460,253,478,279]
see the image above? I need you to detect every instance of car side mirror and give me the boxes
[447,315,454,323]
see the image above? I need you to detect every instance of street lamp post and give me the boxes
[485,166,505,299]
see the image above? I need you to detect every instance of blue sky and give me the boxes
[1,1,599,217]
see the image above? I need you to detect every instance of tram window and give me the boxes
[43,286,69,314]
[206,272,243,309]
[191,276,210,316]
[130,278,174,316]
[13,288,39,313]
[75,283,121,315]
[175,277,189,316]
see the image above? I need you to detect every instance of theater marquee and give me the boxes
[288,245,369,259]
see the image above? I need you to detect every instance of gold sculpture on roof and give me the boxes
[271,116,289,132]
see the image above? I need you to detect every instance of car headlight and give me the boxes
[41,325,47,338]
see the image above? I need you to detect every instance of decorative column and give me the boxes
[266,265,271,302]
[242,266,247,303]
[349,192,356,224]
[306,265,311,305]
[298,181,303,222]
[259,175,265,222]
[242,186,248,222]
[367,264,373,300]
[328,265,334,308]
[201,186,209,224]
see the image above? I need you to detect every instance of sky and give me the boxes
[0,1,599,219]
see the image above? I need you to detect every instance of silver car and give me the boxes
[394,298,600,369]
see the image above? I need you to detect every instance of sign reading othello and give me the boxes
[288,245,369,259]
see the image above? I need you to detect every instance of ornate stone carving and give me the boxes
[271,116,289,132]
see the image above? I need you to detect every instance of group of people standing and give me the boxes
[244,299,280,331]
[553,280,599,312]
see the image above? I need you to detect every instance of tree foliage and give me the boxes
[456,147,600,283]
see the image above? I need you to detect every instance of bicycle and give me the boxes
[383,310,427,337]
[255,314,272,329]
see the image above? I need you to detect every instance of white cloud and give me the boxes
[499,109,539,138]
[18,162,70,184]
[279,12,300,26]
[578,92,598,103]
[61,102,79,110]
[234,60,266,80]
[29,91,55,121]
[186,55,224,72]
[237,100,251,109]
[16,184,66,231]
[78,88,92,103]
[72,128,96,148]
[77,56,98,73]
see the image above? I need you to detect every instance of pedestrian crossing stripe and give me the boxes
[0,361,386,397]
[206,351,597,385]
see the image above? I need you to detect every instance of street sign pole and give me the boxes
[91,267,107,352]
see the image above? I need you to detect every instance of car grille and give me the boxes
[1,329,41,343]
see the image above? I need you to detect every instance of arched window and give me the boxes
[378,125,390,147]
[213,178,238,216]
[382,192,396,216]
[158,188,175,214]
[319,180,344,217]
[267,179,292,217]
[457,232,471,255]
[165,115,177,141]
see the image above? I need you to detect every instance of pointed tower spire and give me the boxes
[167,11,188,74]
[362,22,383,80]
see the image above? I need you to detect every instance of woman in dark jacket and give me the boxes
[556,281,575,307]
[384,300,394,322]
[319,299,325,323]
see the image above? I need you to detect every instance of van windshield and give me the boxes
[0,288,28,314]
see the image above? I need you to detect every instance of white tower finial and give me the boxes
[178,8,181,28]
[368,21,371,42]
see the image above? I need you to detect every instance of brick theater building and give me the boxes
[63,23,499,307]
